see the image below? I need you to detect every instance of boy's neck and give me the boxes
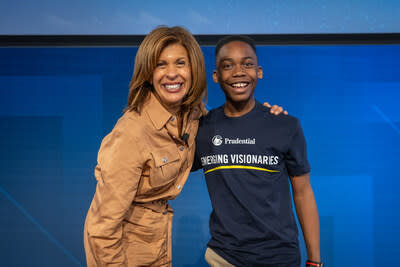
[223,97,256,117]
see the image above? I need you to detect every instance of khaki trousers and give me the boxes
[205,247,236,267]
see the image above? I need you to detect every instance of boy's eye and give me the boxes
[222,63,232,69]
[244,62,254,68]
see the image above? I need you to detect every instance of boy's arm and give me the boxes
[290,173,321,262]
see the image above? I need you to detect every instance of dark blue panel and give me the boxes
[0,116,82,266]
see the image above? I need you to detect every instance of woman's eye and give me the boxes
[156,62,166,67]
[177,61,186,66]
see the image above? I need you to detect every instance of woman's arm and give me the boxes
[263,102,288,115]
[86,118,143,266]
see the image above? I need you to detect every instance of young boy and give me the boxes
[193,36,322,267]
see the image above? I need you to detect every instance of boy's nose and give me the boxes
[232,64,245,76]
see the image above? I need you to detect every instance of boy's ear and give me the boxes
[212,70,219,83]
[257,66,263,79]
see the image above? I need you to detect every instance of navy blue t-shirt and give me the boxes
[194,101,310,266]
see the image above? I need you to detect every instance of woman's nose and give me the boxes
[166,66,178,79]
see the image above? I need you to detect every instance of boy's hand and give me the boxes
[263,102,288,115]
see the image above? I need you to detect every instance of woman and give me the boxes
[84,26,207,266]
[84,26,284,266]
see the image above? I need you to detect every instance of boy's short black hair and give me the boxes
[215,35,257,57]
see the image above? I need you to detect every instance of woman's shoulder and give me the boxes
[112,110,146,136]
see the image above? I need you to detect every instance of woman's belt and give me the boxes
[132,199,171,214]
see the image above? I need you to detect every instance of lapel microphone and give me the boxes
[180,133,189,142]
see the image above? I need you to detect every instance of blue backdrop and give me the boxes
[0,45,399,266]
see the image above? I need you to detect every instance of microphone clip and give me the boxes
[180,133,189,142]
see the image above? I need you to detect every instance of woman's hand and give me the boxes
[263,102,288,115]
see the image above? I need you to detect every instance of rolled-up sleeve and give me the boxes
[86,117,143,266]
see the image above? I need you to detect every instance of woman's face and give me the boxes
[152,43,192,114]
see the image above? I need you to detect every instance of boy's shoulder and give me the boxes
[255,102,300,128]
[199,105,224,125]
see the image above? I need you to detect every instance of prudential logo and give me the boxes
[212,135,223,146]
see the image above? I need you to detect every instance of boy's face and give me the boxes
[213,41,263,104]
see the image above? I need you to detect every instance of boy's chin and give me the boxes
[227,94,254,104]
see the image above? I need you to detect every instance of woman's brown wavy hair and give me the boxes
[125,26,207,113]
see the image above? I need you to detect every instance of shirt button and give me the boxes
[179,147,184,151]
[177,185,181,190]
[162,157,167,163]
[172,136,176,139]
[170,116,175,121]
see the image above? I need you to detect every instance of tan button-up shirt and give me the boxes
[84,92,203,266]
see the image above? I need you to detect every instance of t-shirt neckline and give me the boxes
[222,101,261,120]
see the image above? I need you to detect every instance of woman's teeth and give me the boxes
[164,84,181,90]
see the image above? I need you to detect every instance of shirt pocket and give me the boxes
[150,144,181,187]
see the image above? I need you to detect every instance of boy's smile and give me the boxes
[213,41,263,116]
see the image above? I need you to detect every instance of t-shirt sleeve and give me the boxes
[191,140,202,172]
[285,119,311,177]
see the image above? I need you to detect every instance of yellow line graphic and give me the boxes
[204,165,280,174]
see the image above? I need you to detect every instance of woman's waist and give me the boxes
[124,199,173,223]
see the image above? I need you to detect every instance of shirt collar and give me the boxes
[145,92,173,130]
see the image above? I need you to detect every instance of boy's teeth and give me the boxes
[232,83,248,88]
[165,84,181,89]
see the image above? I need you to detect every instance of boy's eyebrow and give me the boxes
[218,57,233,61]
[242,56,255,60]
[219,56,255,61]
